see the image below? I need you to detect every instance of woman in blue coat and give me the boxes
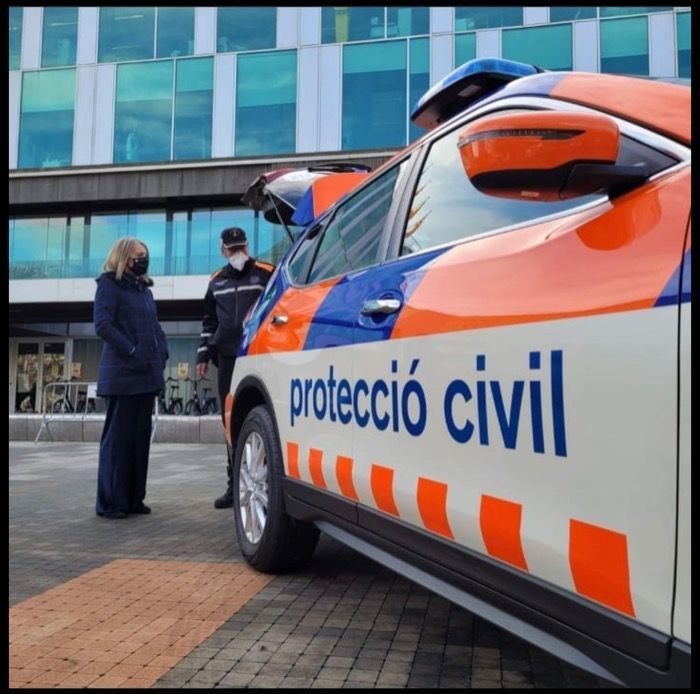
[94,237,169,519]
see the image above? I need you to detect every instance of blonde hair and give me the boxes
[103,237,151,282]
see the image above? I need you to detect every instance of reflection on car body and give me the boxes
[226,59,691,687]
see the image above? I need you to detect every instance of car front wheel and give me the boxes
[233,405,319,572]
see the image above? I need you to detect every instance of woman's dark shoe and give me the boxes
[133,503,151,514]
[99,510,127,519]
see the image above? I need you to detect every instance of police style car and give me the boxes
[226,59,691,687]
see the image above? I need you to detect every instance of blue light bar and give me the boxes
[411,58,543,131]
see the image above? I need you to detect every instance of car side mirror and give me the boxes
[458,111,649,201]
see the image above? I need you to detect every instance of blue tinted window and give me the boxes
[599,7,668,18]
[156,7,194,58]
[677,12,691,78]
[19,69,75,169]
[9,7,22,70]
[409,38,429,143]
[114,61,173,163]
[455,33,476,67]
[98,7,155,62]
[322,7,385,43]
[42,7,78,67]
[217,7,276,52]
[387,7,429,36]
[174,58,213,160]
[236,50,297,156]
[549,7,596,22]
[343,40,407,150]
[455,7,523,31]
[600,17,649,75]
[502,24,573,70]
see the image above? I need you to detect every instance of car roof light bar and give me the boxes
[411,58,544,131]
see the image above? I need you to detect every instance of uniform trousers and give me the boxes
[217,355,236,467]
[96,392,156,516]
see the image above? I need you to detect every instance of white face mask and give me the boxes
[228,251,248,271]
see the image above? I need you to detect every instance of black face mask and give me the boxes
[131,256,149,276]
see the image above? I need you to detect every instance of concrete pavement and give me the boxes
[9,441,615,688]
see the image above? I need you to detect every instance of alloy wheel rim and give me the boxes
[238,431,268,544]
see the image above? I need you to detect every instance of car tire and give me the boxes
[233,405,319,572]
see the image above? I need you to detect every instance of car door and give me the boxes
[246,157,415,518]
[349,101,690,664]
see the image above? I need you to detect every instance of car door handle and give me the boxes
[360,299,402,315]
[271,314,288,325]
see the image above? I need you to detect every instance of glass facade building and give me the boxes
[8,6,692,413]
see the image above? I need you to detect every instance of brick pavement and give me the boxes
[9,442,616,688]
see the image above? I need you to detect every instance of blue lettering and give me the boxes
[290,378,302,426]
[354,379,370,428]
[444,380,474,443]
[337,378,352,424]
[529,351,544,454]
[551,350,567,457]
[491,380,524,450]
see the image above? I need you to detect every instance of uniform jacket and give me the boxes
[197,258,274,364]
[94,271,169,396]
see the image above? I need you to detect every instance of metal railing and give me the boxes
[35,381,159,443]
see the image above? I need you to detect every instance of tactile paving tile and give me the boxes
[9,559,273,688]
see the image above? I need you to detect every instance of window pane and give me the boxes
[343,40,407,150]
[502,24,572,70]
[156,7,194,58]
[9,6,22,70]
[387,7,429,37]
[10,218,49,278]
[409,38,429,143]
[174,57,213,160]
[307,163,406,283]
[67,216,86,277]
[600,17,649,75]
[88,213,128,275]
[599,7,669,18]
[129,210,166,275]
[677,12,691,78]
[549,7,596,22]
[236,50,297,156]
[455,33,476,67]
[217,7,276,52]
[42,7,78,67]
[18,69,75,169]
[114,60,173,163]
[455,7,523,31]
[322,7,385,43]
[401,123,603,255]
[98,7,155,62]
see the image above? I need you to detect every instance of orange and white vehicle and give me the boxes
[227,59,691,687]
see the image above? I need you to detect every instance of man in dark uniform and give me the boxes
[196,227,274,508]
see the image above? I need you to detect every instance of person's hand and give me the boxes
[196,362,208,378]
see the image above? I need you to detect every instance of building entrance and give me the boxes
[10,339,72,413]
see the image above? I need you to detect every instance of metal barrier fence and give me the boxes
[35,381,160,443]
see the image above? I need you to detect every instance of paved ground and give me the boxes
[9,441,616,688]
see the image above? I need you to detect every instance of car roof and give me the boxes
[473,71,691,146]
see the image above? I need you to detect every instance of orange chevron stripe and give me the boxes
[569,519,635,617]
[370,465,399,517]
[336,455,359,501]
[309,447,326,489]
[479,494,528,571]
[286,441,300,479]
[417,478,454,540]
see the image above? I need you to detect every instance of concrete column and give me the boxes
[77,7,99,64]
[194,7,217,55]
[212,53,235,158]
[476,30,501,59]
[277,7,298,49]
[93,64,116,165]
[73,66,96,165]
[649,12,676,77]
[573,20,598,72]
[524,8,548,25]
[300,7,321,46]
[297,47,320,153]
[431,34,453,86]
[318,44,341,152]
[430,7,453,34]
[9,71,21,169]
[21,7,42,70]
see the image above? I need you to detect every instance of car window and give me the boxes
[400,119,611,255]
[304,161,409,285]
